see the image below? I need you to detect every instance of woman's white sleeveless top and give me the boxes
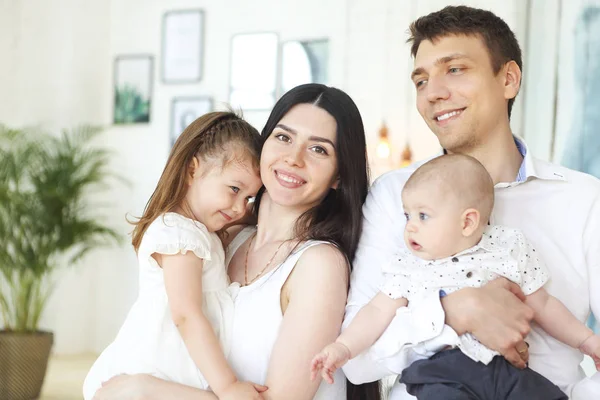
[226,227,347,399]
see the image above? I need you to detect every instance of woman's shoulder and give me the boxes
[293,241,349,280]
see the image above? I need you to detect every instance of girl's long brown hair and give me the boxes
[130,111,261,252]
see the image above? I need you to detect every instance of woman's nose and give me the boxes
[284,145,304,167]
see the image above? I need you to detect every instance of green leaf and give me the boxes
[0,124,124,332]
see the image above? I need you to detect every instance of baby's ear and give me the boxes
[461,208,481,237]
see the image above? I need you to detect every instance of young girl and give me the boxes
[83,112,265,399]
[311,154,600,399]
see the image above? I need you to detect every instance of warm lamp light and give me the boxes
[376,123,391,159]
[400,143,412,167]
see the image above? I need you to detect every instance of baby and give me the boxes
[311,154,600,399]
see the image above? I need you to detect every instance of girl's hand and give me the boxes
[219,381,267,400]
[310,342,351,384]
[92,374,148,400]
[580,334,600,370]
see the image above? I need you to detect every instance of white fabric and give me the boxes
[380,225,548,364]
[343,143,600,400]
[226,227,347,400]
[83,213,234,399]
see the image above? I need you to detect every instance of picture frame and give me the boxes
[113,55,153,124]
[162,9,205,83]
[170,97,213,146]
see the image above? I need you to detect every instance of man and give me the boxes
[343,5,600,399]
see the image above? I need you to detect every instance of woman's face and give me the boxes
[260,103,339,211]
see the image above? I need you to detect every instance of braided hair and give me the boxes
[130,111,261,251]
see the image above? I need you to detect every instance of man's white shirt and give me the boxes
[342,140,600,399]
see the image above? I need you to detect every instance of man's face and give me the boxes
[411,35,512,153]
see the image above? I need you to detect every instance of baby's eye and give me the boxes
[419,213,429,221]
[404,212,410,221]
[230,186,240,194]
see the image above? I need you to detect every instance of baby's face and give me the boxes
[402,186,466,260]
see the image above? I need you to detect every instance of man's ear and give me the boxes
[461,208,481,237]
[503,60,521,101]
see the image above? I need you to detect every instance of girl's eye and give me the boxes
[404,212,410,221]
[419,213,429,221]
[230,186,240,194]
[274,133,291,142]
[311,146,328,155]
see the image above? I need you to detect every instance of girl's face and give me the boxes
[260,104,339,212]
[184,154,262,232]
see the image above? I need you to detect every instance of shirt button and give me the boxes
[466,272,473,278]
[452,257,459,263]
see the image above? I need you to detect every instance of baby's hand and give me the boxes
[580,334,600,370]
[310,342,352,384]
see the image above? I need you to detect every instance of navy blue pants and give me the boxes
[400,349,567,400]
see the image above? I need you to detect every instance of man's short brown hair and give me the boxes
[407,5,523,119]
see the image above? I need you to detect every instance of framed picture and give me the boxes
[162,9,204,83]
[113,55,153,124]
[170,97,213,145]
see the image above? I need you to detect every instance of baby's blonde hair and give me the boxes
[404,154,495,223]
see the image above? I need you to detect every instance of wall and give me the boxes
[0,0,528,354]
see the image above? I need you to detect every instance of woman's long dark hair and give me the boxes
[255,84,381,400]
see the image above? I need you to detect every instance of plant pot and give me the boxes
[0,331,53,400]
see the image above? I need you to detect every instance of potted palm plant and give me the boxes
[0,125,121,400]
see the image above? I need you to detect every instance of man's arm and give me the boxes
[570,193,600,399]
[342,171,453,383]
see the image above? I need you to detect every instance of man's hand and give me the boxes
[442,277,534,369]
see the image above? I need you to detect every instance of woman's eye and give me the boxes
[274,133,290,142]
[311,146,328,155]
[230,186,240,194]
[419,213,429,221]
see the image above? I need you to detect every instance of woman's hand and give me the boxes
[442,277,534,369]
[92,374,149,400]
[219,381,267,400]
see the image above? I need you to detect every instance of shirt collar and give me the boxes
[440,135,567,186]
[510,136,567,185]
[419,226,506,265]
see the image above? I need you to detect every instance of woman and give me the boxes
[93,84,381,400]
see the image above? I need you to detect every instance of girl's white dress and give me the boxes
[83,213,234,400]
